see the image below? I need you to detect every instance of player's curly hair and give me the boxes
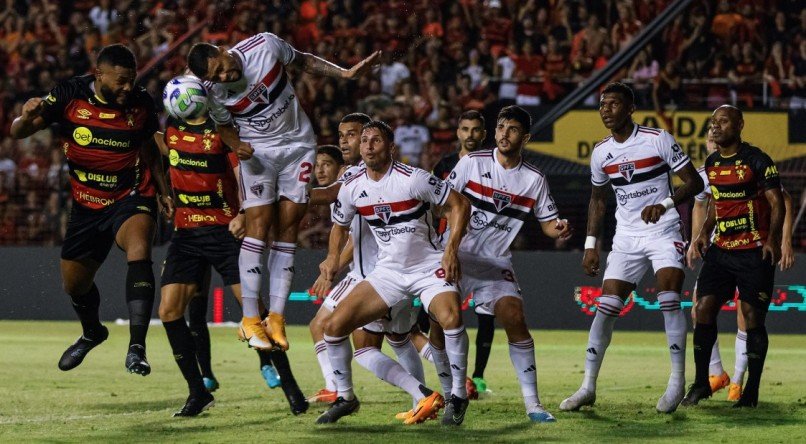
[187,43,220,78]
[362,120,394,143]
[96,44,137,70]
[602,82,635,105]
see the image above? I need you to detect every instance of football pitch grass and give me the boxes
[1,321,804,443]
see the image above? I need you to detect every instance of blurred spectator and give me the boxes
[394,105,430,167]
[379,52,410,96]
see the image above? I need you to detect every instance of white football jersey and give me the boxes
[332,161,448,272]
[448,149,559,259]
[590,125,689,236]
[205,33,315,147]
[336,163,377,277]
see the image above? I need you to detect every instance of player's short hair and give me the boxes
[316,145,344,165]
[362,120,394,143]
[497,105,531,131]
[187,43,220,78]
[96,44,136,70]
[602,82,635,105]
[458,109,485,126]
[340,113,372,126]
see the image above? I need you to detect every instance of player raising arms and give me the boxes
[560,82,703,414]
[186,33,380,351]
[315,121,472,425]
[683,105,785,408]
[10,44,172,375]
[444,105,571,422]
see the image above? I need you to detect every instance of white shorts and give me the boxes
[365,263,459,313]
[323,271,362,312]
[239,144,315,208]
[324,271,418,334]
[604,226,685,284]
[460,256,522,316]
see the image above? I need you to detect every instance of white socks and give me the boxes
[582,295,623,392]
[658,291,686,386]
[732,329,748,385]
[387,336,426,385]
[354,346,425,402]
[429,343,453,397]
[314,340,336,391]
[324,334,354,400]
[509,338,540,408]
[419,342,434,363]
[267,242,295,316]
[239,237,265,318]
[709,338,725,375]
[444,326,469,399]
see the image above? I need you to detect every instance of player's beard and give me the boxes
[100,84,128,106]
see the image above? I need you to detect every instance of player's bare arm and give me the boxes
[312,223,350,298]
[686,197,709,269]
[309,182,342,206]
[762,187,785,264]
[228,163,246,239]
[10,97,48,139]
[780,188,795,270]
[439,189,471,283]
[141,139,174,219]
[152,132,169,156]
[290,49,381,80]
[641,162,703,224]
[540,218,573,240]
[337,236,354,275]
[582,184,608,276]
[216,123,253,160]
[688,196,716,267]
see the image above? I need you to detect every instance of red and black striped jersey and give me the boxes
[40,75,158,210]
[705,142,781,250]
[163,117,240,229]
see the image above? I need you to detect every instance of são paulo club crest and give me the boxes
[373,204,392,224]
[492,191,512,212]
[619,162,635,182]
[250,183,264,197]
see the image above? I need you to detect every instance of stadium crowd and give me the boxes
[0,0,804,246]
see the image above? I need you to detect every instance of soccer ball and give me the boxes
[162,75,208,120]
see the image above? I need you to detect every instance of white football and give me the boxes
[162,75,208,120]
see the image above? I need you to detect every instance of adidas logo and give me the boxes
[284,266,295,273]
[247,267,261,274]
[523,364,536,373]
[359,190,368,198]
[669,344,681,351]
[605,153,613,160]
[482,172,491,179]
[333,370,343,375]
[438,372,450,377]
[586,347,597,355]
[450,364,460,370]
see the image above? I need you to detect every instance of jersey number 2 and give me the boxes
[298,162,312,183]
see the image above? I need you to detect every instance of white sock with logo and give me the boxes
[354,346,425,402]
[324,334,354,400]
[239,237,265,318]
[582,295,623,392]
[314,340,336,391]
[509,338,540,408]
[444,326,469,399]
[387,335,426,385]
[429,343,453,397]
[267,242,295,316]
[658,291,686,387]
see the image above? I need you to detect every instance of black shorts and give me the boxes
[160,225,241,287]
[61,196,157,263]
[696,245,776,311]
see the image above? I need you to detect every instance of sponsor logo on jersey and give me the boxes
[72,126,132,148]
[78,191,114,206]
[710,187,746,200]
[764,165,778,179]
[469,210,513,232]
[168,149,208,168]
[618,162,635,182]
[99,112,116,119]
[182,135,196,142]
[246,94,294,130]
[76,108,92,120]
[74,169,118,187]
[718,217,748,233]
[374,226,415,242]
[168,135,179,145]
[492,191,512,212]
[373,204,392,224]
[188,214,217,223]
[615,186,658,205]
[178,193,212,206]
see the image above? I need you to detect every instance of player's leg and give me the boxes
[386,332,427,392]
[239,202,274,349]
[115,212,156,376]
[423,289,470,426]
[408,321,434,363]
[160,282,214,416]
[729,302,748,400]
[654,266,688,412]
[494,295,555,422]
[472,310,495,393]
[733,254,774,408]
[266,148,315,350]
[187,265,217,391]
[427,317,454,399]
[317,281,391,423]
[58,258,107,370]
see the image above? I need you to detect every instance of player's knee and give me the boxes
[62,279,92,298]
[309,310,329,337]
[436,308,461,330]
[125,244,151,262]
[158,301,183,322]
[323,311,349,337]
